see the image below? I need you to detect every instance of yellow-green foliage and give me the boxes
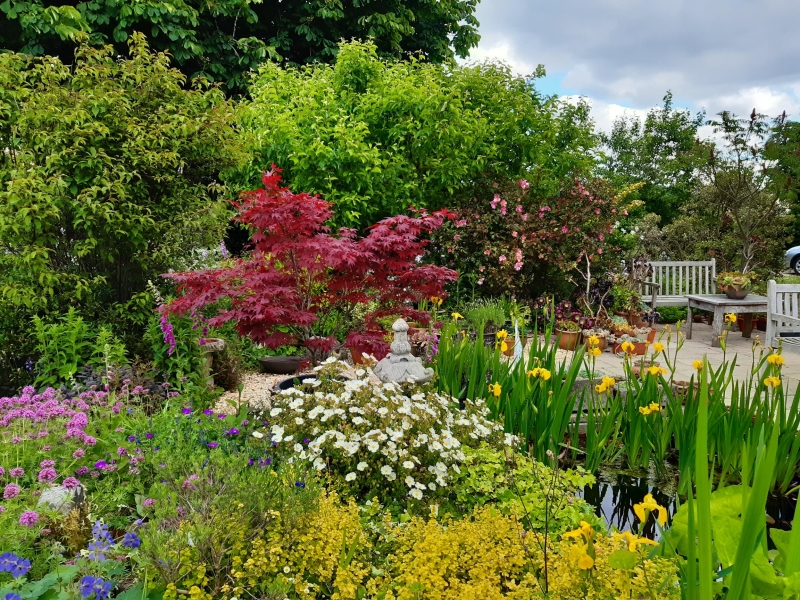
[216,495,681,600]
[544,533,681,600]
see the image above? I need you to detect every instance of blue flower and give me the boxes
[80,575,113,600]
[5,593,22,600]
[295,481,305,488]
[0,552,30,578]
[94,460,107,470]
[87,521,114,562]
[122,532,141,549]
[181,407,192,415]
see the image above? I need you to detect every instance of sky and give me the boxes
[467,0,800,132]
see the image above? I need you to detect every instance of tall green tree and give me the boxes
[237,40,598,228]
[599,92,707,223]
[0,34,245,389]
[0,0,481,94]
[765,113,800,245]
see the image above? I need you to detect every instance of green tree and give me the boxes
[765,113,800,245]
[0,0,481,94]
[599,92,707,223]
[236,40,598,228]
[0,34,245,389]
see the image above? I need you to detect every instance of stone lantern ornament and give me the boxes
[373,319,434,384]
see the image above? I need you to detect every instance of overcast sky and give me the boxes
[468,0,800,131]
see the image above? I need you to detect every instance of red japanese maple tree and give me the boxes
[162,166,457,357]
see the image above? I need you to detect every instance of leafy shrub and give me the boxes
[656,306,687,324]
[33,308,127,388]
[255,359,514,510]
[449,445,600,537]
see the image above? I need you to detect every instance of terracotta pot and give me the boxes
[258,356,305,374]
[631,359,660,378]
[555,330,581,351]
[724,285,749,300]
[756,317,767,331]
[501,337,518,357]
[647,328,657,343]
[612,341,647,356]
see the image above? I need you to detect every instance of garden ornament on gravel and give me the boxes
[373,319,434,384]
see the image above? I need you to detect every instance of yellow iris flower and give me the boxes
[588,347,602,358]
[488,383,502,397]
[633,493,668,526]
[621,341,636,354]
[767,353,785,366]
[618,531,659,552]
[692,359,704,371]
[639,406,652,415]
[724,312,737,324]
[764,376,781,388]
[587,335,600,347]
[647,366,667,377]
[578,554,595,570]
[451,312,464,321]
[653,342,665,354]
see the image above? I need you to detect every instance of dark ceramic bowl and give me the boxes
[257,356,304,375]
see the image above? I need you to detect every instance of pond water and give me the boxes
[578,467,798,540]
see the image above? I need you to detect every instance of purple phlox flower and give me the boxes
[142,498,156,508]
[10,437,21,444]
[217,414,226,420]
[18,511,38,527]
[199,338,206,346]
[127,436,137,442]
[160,314,177,356]
[75,466,90,476]
[83,436,97,446]
[240,420,249,426]
[62,477,81,490]
[203,410,213,416]
[94,460,107,470]
[40,459,56,468]
[145,432,154,439]
[117,447,128,456]
[0,552,31,578]
[3,484,21,500]
[122,531,141,549]
[181,407,192,415]
[258,457,272,469]
[87,521,114,561]
[181,474,200,491]
[207,442,218,449]
[225,428,240,436]
[37,467,57,483]
[0,467,4,477]
[0,506,5,513]
[41,445,51,451]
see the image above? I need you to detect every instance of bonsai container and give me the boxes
[723,285,749,300]
[258,356,304,374]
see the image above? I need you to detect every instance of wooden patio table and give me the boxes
[686,294,768,348]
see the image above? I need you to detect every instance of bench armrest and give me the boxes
[639,281,661,291]
[771,315,800,325]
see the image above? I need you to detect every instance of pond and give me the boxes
[579,466,798,541]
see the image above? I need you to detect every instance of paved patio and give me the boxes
[590,322,800,397]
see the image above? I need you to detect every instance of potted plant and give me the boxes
[611,334,648,356]
[554,320,581,350]
[716,271,758,300]
[463,299,507,346]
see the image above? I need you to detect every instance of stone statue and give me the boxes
[373,319,434,384]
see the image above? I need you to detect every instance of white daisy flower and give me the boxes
[402,460,414,469]
[405,476,415,487]
[345,472,357,482]
[252,431,264,439]
[357,462,368,471]
[409,488,423,500]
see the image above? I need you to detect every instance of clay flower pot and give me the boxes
[723,285,749,300]
[555,330,581,351]
[612,340,647,356]
[502,337,517,357]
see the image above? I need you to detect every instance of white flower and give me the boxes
[345,472,357,482]
[428,482,437,491]
[378,407,389,416]
[313,458,326,470]
[380,465,395,480]
[252,431,264,439]
[284,435,294,443]
[294,443,303,453]
[405,476,415,487]
[283,566,291,574]
[352,416,365,425]
[402,461,414,469]
[452,464,461,474]
[295,417,305,425]
[270,408,283,417]
[357,462,368,471]
[409,488,423,500]
[367,441,380,452]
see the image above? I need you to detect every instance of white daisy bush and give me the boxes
[254,358,516,507]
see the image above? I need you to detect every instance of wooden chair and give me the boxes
[637,259,717,309]
[766,279,800,352]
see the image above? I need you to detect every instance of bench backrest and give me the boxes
[641,259,716,297]
[766,280,800,344]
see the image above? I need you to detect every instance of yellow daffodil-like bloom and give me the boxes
[618,531,659,552]
[653,342,665,354]
[587,335,600,347]
[602,376,616,388]
[577,554,595,570]
[620,341,636,354]
[527,367,552,380]
[633,493,668,527]
[451,312,464,321]
[588,346,602,358]
[692,359,704,371]
[764,376,781,388]
[564,521,595,542]
[496,329,509,340]
[488,383,502,397]
[767,353,785,366]
[647,366,667,377]
[648,402,662,412]
[724,312,737,324]
[639,406,652,416]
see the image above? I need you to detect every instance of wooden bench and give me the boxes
[766,280,800,352]
[637,259,717,309]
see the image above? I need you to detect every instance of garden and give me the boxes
[2,15,800,600]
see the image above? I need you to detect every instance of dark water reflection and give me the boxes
[578,467,797,541]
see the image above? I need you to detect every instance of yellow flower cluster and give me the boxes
[764,376,781,388]
[767,353,785,366]
[430,296,444,306]
[638,402,662,416]
[647,365,667,377]
[594,376,616,394]
[526,367,552,380]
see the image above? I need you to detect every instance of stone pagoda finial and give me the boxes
[373,318,434,384]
